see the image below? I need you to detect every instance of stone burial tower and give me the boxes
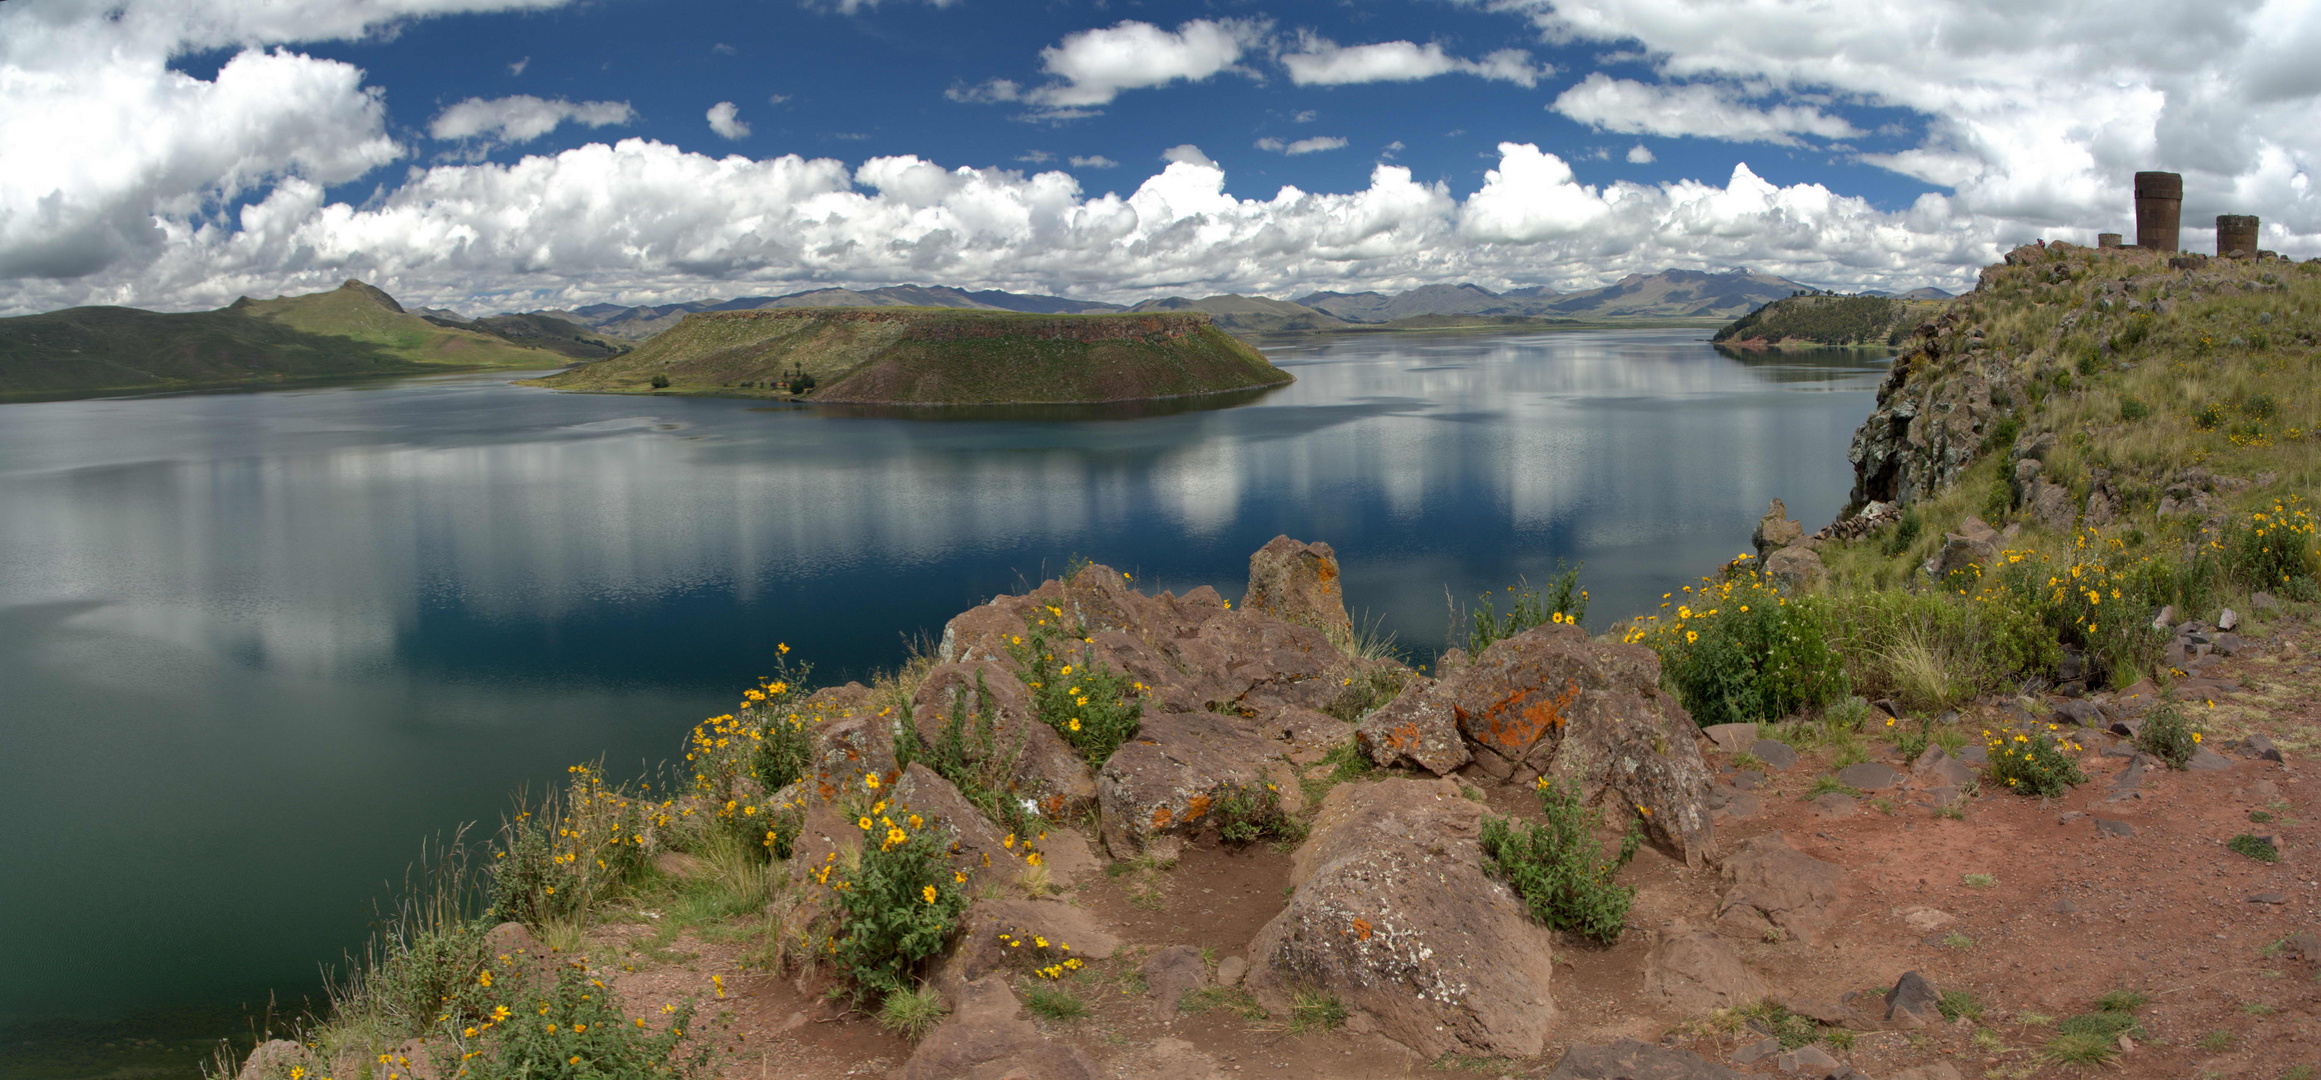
[2134,171,2182,252]
[2217,214,2261,258]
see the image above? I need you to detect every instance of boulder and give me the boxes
[1716,833,1841,943]
[1247,778,1557,1061]
[910,659,1096,819]
[1835,762,1902,791]
[1762,544,1825,590]
[897,975,1101,1080]
[2238,734,2283,762]
[1753,499,1805,558]
[890,763,1022,889]
[1388,623,1713,864]
[1885,971,1941,1023]
[1750,739,1800,771]
[1701,723,1758,755]
[1244,535,1353,645]
[1096,712,1280,860]
[2027,481,2077,531]
[1354,675,1470,775]
[1544,1039,1743,1080]
[1910,747,1976,788]
[1642,924,1768,1014]
[1214,955,1249,987]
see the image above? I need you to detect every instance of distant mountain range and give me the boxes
[528,268,1907,342]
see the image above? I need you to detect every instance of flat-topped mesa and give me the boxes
[526,306,1293,406]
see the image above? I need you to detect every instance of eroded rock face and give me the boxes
[890,763,1025,889]
[1385,624,1713,864]
[1246,778,1557,1061]
[1244,535,1353,645]
[1096,711,1281,860]
[1843,307,2024,517]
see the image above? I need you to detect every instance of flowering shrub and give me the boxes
[449,965,706,1080]
[488,765,650,926]
[815,785,971,1001]
[894,671,1042,840]
[2217,499,2320,601]
[2134,699,2202,768]
[1984,725,2087,797]
[1624,559,1847,727]
[1458,565,1588,653]
[1007,614,1142,766]
[1941,534,2171,689]
[1477,779,1642,944]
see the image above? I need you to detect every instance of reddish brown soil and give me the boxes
[582,616,2321,1080]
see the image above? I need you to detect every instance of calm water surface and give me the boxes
[0,329,1884,1074]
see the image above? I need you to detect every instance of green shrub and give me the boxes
[1631,562,1847,727]
[1456,564,1589,654]
[1022,983,1088,1021]
[821,807,971,1002]
[1008,624,1142,766]
[1880,509,1924,557]
[2118,395,2151,421]
[744,668,816,794]
[1286,990,1347,1034]
[2194,401,2226,429]
[2134,699,2201,768]
[1737,1002,1823,1049]
[1213,781,1306,846]
[649,373,670,389]
[1937,990,1984,1021]
[876,984,949,1041]
[2228,833,2281,863]
[1478,780,1641,944]
[1984,725,2087,797]
[453,964,707,1080]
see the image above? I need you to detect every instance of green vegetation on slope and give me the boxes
[1626,245,2321,732]
[1713,293,1948,348]
[0,281,573,400]
[530,307,1294,405]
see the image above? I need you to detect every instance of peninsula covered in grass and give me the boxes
[528,307,1293,405]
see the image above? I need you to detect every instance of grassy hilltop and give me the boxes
[529,306,1294,405]
[0,281,582,400]
[1711,293,1950,349]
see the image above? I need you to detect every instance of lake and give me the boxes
[0,328,1885,1076]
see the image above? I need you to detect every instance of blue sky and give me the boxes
[4,0,2318,314]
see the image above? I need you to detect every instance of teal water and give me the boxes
[0,329,1885,1075]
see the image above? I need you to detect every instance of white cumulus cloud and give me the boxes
[430,95,635,144]
[1627,144,1656,164]
[993,19,1266,111]
[1255,136,1350,156]
[1070,155,1119,168]
[1283,37,1548,88]
[1553,74,1861,146]
[706,101,750,140]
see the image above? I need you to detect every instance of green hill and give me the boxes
[1711,293,1949,348]
[0,281,573,400]
[527,307,1293,405]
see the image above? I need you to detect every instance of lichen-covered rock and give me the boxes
[1245,535,1353,645]
[1843,307,2024,517]
[1354,675,1469,775]
[1096,712,1281,859]
[910,658,1095,819]
[1246,778,1557,1061]
[1381,624,1713,864]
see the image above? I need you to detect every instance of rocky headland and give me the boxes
[230,243,2321,1080]
[527,307,1292,405]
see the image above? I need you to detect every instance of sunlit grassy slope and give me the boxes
[0,281,567,400]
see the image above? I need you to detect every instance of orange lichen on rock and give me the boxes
[1461,679,1578,756]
